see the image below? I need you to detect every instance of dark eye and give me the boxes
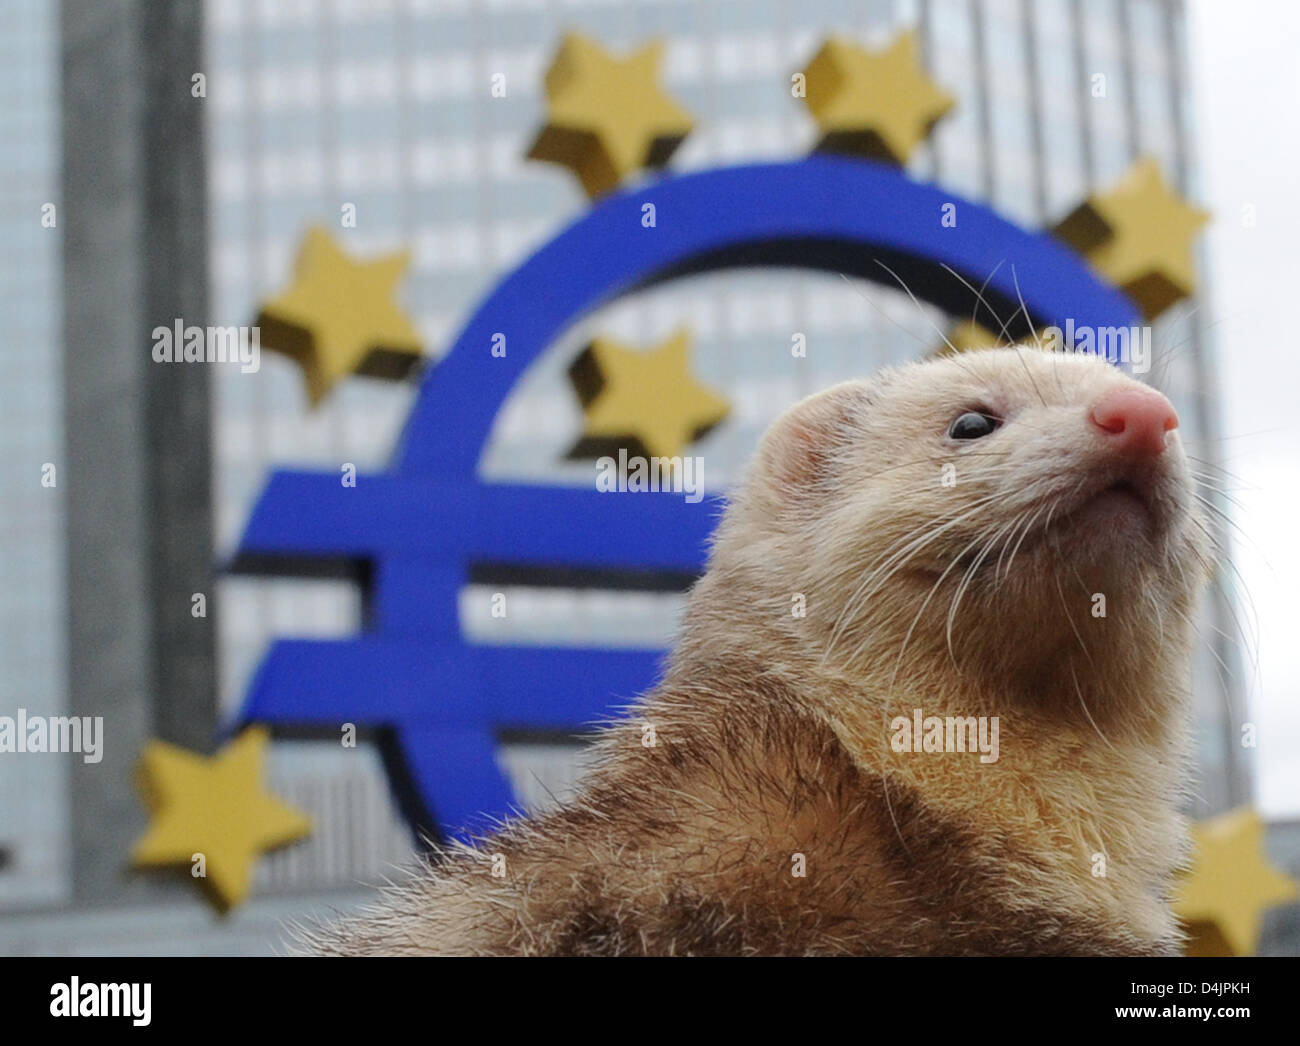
[948,411,1002,440]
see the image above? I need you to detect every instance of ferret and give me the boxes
[305,346,1211,956]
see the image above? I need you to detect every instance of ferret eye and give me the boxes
[948,411,1001,440]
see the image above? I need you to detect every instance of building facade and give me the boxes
[0,0,1268,953]
[0,0,67,912]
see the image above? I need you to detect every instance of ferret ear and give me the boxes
[755,381,870,494]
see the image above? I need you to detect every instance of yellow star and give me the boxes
[936,319,1005,357]
[935,320,1056,357]
[131,726,312,911]
[526,32,694,198]
[568,328,730,460]
[800,31,955,165]
[1053,158,1210,320]
[256,226,424,406]
[1174,807,1297,956]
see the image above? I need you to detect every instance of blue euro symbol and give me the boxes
[232,155,1140,840]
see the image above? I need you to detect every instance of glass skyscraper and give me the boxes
[0,0,67,911]
[0,0,1258,953]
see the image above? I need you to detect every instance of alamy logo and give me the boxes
[0,709,103,764]
[890,708,1000,764]
[50,978,151,1026]
[595,450,705,504]
[151,319,261,373]
[1039,318,1151,374]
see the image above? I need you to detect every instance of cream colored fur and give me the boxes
[301,348,1211,956]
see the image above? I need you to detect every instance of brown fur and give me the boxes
[303,348,1211,956]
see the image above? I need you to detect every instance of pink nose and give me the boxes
[1089,386,1179,456]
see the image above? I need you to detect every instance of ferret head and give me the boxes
[692,347,1211,708]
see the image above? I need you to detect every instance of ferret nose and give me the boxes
[1089,386,1179,457]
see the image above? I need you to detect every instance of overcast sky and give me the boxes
[1188,0,1299,816]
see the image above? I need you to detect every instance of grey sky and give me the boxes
[1190,0,1300,814]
